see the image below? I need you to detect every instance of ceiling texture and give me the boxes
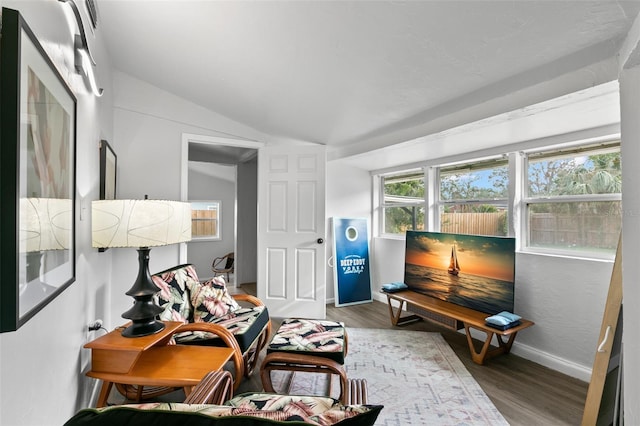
[97,1,640,171]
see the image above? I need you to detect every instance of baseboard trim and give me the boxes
[372,291,386,304]
[88,378,101,407]
[510,342,592,382]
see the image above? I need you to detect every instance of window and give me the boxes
[380,171,425,234]
[375,140,622,259]
[190,201,221,240]
[438,158,509,236]
[524,143,621,256]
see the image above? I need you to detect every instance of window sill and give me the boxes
[518,248,615,263]
[189,237,221,242]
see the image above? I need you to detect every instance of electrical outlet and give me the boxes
[87,319,103,331]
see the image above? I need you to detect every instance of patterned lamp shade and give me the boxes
[92,199,191,249]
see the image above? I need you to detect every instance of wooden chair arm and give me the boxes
[232,293,263,306]
[175,323,245,391]
[183,370,233,405]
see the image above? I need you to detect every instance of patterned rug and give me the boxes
[271,328,508,426]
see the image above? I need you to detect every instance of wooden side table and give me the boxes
[84,321,235,407]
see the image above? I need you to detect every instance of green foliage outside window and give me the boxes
[439,164,509,236]
[528,152,620,197]
[383,173,424,234]
[440,166,508,203]
[527,149,621,252]
[384,206,425,234]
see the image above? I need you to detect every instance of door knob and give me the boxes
[317,238,324,244]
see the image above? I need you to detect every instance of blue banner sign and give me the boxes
[332,217,372,307]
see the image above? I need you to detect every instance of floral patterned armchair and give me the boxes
[155,264,271,383]
[115,264,270,400]
[66,371,382,426]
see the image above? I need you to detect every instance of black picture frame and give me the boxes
[98,140,116,252]
[99,140,116,200]
[0,8,77,332]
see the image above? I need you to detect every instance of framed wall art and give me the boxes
[97,140,116,252]
[0,8,77,332]
[99,140,116,200]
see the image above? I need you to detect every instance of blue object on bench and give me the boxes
[485,311,522,329]
[381,282,408,293]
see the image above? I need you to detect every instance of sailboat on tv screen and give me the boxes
[448,244,460,275]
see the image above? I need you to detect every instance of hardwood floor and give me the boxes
[237,283,588,426]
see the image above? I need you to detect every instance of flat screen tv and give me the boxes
[404,231,516,315]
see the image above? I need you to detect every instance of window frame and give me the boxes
[373,139,621,260]
[378,169,426,237]
[190,200,221,241]
[436,156,511,237]
[520,142,621,259]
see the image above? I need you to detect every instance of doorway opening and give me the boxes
[180,134,262,288]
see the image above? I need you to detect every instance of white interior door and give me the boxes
[257,145,326,319]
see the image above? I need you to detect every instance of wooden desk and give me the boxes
[385,290,534,365]
[84,321,235,407]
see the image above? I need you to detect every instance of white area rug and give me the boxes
[272,328,508,426]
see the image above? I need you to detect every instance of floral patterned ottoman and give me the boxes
[260,319,349,403]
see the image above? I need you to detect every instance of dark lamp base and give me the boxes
[121,319,165,338]
[120,246,165,338]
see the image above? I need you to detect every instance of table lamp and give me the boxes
[92,198,191,337]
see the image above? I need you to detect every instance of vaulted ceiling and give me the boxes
[97,1,640,170]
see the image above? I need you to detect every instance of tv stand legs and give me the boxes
[386,296,422,326]
[463,324,518,365]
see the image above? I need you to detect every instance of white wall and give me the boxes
[325,162,372,302]
[109,71,268,325]
[619,65,640,426]
[0,2,114,425]
[187,168,235,280]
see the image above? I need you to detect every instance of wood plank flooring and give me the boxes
[237,284,588,426]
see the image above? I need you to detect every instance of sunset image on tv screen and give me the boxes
[404,231,515,314]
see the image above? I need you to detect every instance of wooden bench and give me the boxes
[385,290,534,365]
